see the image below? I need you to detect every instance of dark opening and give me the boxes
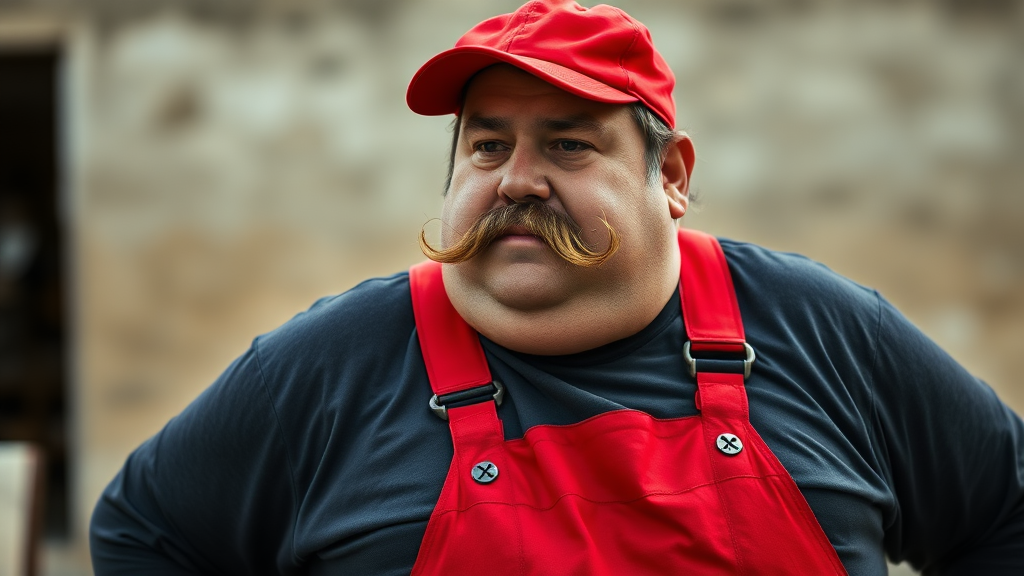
[0,50,68,538]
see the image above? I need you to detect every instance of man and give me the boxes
[90,1,1024,574]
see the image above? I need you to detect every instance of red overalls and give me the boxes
[408,229,848,575]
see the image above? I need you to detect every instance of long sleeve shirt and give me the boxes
[90,239,1024,575]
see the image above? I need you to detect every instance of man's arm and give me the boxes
[90,345,300,576]
[871,298,1024,574]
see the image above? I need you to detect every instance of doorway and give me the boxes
[0,49,68,538]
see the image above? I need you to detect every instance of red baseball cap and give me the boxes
[406,0,676,128]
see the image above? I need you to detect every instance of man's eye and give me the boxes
[555,140,589,153]
[476,141,506,153]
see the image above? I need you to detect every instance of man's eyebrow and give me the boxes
[540,115,606,134]
[461,114,607,135]
[462,115,512,134]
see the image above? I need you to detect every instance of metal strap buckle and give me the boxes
[683,342,756,380]
[429,381,505,421]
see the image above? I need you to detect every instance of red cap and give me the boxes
[406,0,676,128]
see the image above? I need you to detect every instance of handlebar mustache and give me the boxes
[420,202,619,267]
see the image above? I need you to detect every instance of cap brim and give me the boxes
[407,45,638,116]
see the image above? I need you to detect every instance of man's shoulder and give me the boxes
[718,237,880,315]
[255,271,415,365]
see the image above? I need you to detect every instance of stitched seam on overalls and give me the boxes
[521,427,697,451]
[779,474,847,575]
[416,407,504,573]
[705,419,747,575]
[417,448,459,571]
[513,408,699,436]
[743,421,846,574]
[450,406,526,574]
[412,426,462,574]
[430,475,775,514]
[489,415,526,575]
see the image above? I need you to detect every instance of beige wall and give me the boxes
[0,0,1020,573]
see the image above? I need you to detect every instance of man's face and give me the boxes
[441,65,681,335]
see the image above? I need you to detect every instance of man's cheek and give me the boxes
[439,198,477,246]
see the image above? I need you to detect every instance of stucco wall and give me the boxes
[0,0,1020,573]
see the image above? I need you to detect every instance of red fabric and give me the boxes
[678,228,747,350]
[409,262,492,395]
[406,0,677,128]
[408,230,848,575]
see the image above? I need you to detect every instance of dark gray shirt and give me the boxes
[90,239,1024,575]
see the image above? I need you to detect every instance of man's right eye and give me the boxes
[476,141,506,153]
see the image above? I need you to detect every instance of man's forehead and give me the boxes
[461,113,610,136]
[459,65,628,131]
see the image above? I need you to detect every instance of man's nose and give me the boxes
[497,147,551,204]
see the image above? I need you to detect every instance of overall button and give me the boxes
[471,461,499,484]
[716,433,743,456]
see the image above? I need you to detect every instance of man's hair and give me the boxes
[443,102,677,194]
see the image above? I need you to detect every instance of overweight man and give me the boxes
[90,1,1024,574]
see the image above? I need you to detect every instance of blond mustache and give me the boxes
[419,203,619,267]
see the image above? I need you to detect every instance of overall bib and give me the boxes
[408,229,848,576]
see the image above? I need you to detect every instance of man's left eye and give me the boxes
[555,140,589,152]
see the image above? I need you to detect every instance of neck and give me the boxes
[444,240,681,356]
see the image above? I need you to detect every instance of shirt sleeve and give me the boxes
[89,343,300,576]
[870,296,1024,574]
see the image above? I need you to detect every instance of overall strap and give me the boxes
[677,229,753,422]
[410,231,751,418]
[677,229,746,352]
[409,261,492,396]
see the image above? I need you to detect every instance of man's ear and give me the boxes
[661,134,695,219]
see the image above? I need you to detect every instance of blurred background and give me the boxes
[0,0,1020,574]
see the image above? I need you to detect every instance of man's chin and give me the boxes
[485,236,557,264]
[453,258,572,313]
